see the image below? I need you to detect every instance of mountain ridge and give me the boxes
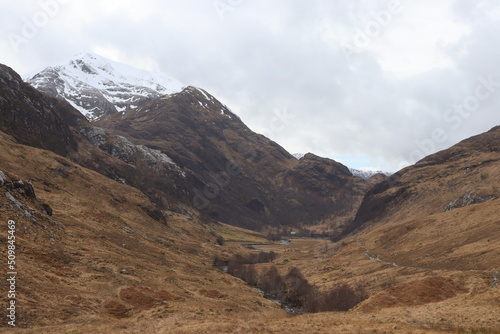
[2,60,370,232]
[24,52,184,120]
[337,125,500,239]
[293,153,391,180]
[349,168,391,180]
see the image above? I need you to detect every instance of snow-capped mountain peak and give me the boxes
[292,153,306,160]
[349,168,391,180]
[24,52,184,120]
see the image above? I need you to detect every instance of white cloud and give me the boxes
[0,0,499,171]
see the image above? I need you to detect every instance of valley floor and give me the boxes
[11,236,500,334]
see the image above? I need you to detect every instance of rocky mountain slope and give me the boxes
[0,64,83,156]
[24,52,184,120]
[0,63,195,213]
[95,86,369,229]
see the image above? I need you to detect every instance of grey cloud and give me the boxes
[1,0,499,171]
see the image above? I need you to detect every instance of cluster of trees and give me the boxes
[257,265,367,312]
[265,232,283,241]
[214,255,366,313]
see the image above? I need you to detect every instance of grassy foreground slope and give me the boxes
[0,137,283,331]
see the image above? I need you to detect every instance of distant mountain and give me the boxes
[349,168,391,180]
[24,52,184,120]
[294,153,390,180]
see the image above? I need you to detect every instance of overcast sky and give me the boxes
[1,0,499,171]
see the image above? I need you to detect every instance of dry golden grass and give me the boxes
[206,221,269,244]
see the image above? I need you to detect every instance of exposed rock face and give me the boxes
[0,170,55,221]
[5,179,37,199]
[0,171,6,186]
[339,126,500,238]
[78,125,195,208]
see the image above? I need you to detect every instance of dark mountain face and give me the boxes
[339,126,500,239]
[274,153,371,230]
[0,64,84,156]
[1,63,369,232]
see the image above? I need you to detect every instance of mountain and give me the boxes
[349,168,391,180]
[24,52,184,120]
[338,125,500,240]
[294,154,390,180]
[5,57,369,231]
[94,87,369,230]
[0,62,192,213]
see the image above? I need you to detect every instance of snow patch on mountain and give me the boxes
[292,153,305,160]
[24,52,184,120]
[349,168,391,180]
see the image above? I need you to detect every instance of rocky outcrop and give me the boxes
[0,170,6,186]
[5,179,37,199]
[0,170,53,220]
[444,190,494,211]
